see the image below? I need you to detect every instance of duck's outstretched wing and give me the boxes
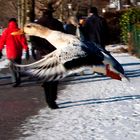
[15,50,68,81]
[15,41,128,81]
[15,42,88,81]
[15,39,89,81]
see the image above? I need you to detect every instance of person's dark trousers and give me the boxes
[9,58,21,87]
[42,81,59,109]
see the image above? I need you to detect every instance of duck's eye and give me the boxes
[26,25,31,28]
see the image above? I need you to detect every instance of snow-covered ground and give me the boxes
[17,53,140,140]
[0,46,140,140]
[0,49,9,69]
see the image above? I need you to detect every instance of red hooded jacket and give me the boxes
[0,21,28,59]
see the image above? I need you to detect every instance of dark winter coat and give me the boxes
[64,24,77,35]
[0,21,28,59]
[30,14,64,109]
[82,15,109,49]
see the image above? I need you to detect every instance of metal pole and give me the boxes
[20,0,26,27]
[59,2,63,21]
[118,0,122,10]
[17,0,21,27]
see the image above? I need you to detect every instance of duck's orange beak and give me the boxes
[11,29,24,35]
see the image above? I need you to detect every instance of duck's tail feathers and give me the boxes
[106,64,129,81]
[120,73,130,82]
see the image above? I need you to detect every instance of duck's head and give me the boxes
[11,23,49,36]
[24,23,44,36]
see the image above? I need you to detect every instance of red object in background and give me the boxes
[0,21,28,59]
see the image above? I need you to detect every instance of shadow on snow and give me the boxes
[0,62,140,86]
[58,95,140,109]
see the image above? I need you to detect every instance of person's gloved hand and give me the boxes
[0,51,3,59]
[25,51,30,60]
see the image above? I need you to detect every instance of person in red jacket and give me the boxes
[0,18,29,87]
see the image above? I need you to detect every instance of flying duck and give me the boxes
[12,23,128,81]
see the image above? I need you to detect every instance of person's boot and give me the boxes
[12,79,21,87]
[12,82,20,87]
[42,81,59,109]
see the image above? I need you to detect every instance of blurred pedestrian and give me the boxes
[64,16,83,40]
[64,16,79,35]
[0,18,29,87]
[30,4,64,60]
[82,7,109,50]
[30,4,65,109]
